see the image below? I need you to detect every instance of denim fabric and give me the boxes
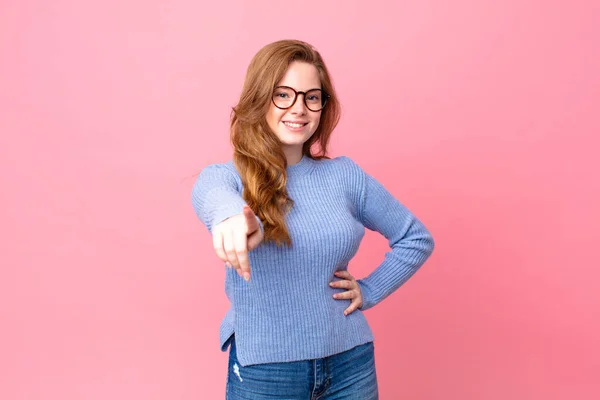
[226,336,378,399]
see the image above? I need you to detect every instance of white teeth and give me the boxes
[284,122,305,128]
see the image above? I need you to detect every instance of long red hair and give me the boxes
[230,40,341,247]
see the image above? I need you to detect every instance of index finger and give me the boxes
[233,226,251,281]
[334,270,354,280]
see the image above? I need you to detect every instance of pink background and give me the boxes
[1,1,599,399]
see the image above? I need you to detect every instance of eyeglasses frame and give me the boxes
[271,85,331,112]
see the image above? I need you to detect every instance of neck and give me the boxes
[283,147,303,166]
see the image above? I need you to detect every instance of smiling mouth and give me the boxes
[283,121,308,128]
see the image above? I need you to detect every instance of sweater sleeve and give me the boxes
[346,158,435,311]
[191,163,263,234]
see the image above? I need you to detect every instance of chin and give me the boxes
[278,132,308,145]
[279,139,306,147]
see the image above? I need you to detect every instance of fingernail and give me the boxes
[243,273,250,281]
[329,282,334,286]
[225,262,231,268]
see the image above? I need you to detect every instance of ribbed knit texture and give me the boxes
[191,155,435,366]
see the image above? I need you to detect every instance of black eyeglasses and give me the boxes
[272,86,331,112]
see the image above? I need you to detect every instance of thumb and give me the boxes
[243,205,259,234]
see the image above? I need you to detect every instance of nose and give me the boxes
[289,93,308,115]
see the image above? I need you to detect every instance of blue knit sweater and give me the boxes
[191,154,435,366]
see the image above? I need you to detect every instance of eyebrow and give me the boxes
[275,85,322,91]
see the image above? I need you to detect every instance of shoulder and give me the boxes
[319,155,364,174]
[200,160,238,174]
[318,155,366,184]
[193,160,242,191]
[199,160,240,177]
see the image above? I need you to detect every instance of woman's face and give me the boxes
[265,61,322,159]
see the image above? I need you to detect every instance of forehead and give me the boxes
[277,61,321,90]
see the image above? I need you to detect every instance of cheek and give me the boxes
[266,106,284,130]
[310,113,322,131]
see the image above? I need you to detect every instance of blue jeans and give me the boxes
[226,336,378,399]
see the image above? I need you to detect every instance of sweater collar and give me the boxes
[286,154,315,178]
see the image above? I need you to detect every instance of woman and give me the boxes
[192,39,435,399]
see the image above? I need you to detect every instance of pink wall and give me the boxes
[1,1,598,398]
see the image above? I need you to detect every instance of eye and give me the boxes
[305,90,322,102]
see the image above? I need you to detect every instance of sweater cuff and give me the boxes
[357,279,376,311]
[211,207,263,237]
